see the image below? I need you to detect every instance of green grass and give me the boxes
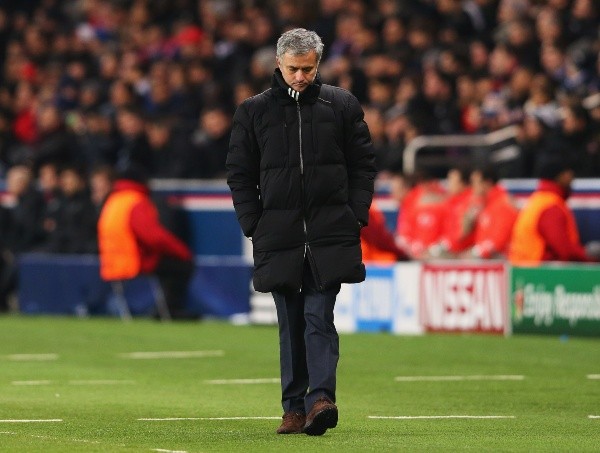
[0,316,599,452]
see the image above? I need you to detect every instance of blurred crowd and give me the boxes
[0,0,598,182]
[1,0,600,310]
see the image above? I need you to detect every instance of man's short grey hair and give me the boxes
[276,28,324,63]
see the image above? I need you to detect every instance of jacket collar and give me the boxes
[112,179,150,195]
[271,68,322,104]
[538,179,569,200]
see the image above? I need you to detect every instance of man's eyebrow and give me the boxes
[287,65,314,70]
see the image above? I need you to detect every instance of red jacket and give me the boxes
[99,180,192,279]
[438,188,475,253]
[472,185,518,258]
[510,180,590,263]
[361,203,406,262]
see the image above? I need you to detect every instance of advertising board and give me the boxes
[420,261,508,334]
[511,265,600,336]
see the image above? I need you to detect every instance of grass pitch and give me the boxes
[0,316,599,452]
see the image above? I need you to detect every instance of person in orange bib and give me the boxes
[509,160,594,264]
[98,165,194,318]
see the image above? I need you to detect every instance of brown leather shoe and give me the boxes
[276,411,306,434]
[303,397,338,436]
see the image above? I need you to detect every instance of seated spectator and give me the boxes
[114,105,153,173]
[0,165,45,312]
[189,106,232,178]
[42,164,98,254]
[461,166,519,259]
[33,104,76,169]
[145,115,192,179]
[509,160,596,264]
[361,202,407,263]
[37,160,62,238]
[97,165,195,319]
[394,170,446,259]
[426,166,474,258]
[89,164,115,215]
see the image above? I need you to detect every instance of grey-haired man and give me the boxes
[227,28,376,435]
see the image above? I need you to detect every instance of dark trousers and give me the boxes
[154,256,194,315]
[272,260,340,414]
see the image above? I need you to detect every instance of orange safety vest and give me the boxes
[97,190,145,281]
[509,191,580,265]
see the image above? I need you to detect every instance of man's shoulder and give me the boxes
[239,88,273,110]
[319,84,357,104]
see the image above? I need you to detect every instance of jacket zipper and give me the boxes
[297,101,307,261]
[297,101,323,291]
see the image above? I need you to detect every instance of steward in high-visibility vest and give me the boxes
[98,178,192,281]
[509,172,592,264]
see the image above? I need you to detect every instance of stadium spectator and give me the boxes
[227,28,376,436]
[42,164,97,254]
[461,166,519,259]
[144,115,192,179]
[189,106,232,178]
[97,165,194,319]
[37,160,61,237]
[114,105,153,173]
[0,164,44,311]
[361,202,407,263]
[89,164,114,215]
[509,160,596,264]
[426,166,475,258]
[395,170,446,259]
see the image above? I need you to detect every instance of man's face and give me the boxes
[277,50,319,92]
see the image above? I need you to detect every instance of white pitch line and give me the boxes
[139,417,280,421]
[587,375,600,380]
[205,378,279,385]
[153,449,188,453]
[11,380,52,386]
[0,419,63,423]
[68,380,136,385]
[394,375,524,382]
[589,415,600,419]
[369,415,516,420]
[119,350,224,359]
[6,354,58,361]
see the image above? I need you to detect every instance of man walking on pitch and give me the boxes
[227,28,376,436]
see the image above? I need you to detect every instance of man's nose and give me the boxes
[294,70,305,81]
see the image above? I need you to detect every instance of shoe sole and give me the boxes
[276,428,303,434]
[303,407,338,436]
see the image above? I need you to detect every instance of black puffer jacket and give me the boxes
[227,70,376,293]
